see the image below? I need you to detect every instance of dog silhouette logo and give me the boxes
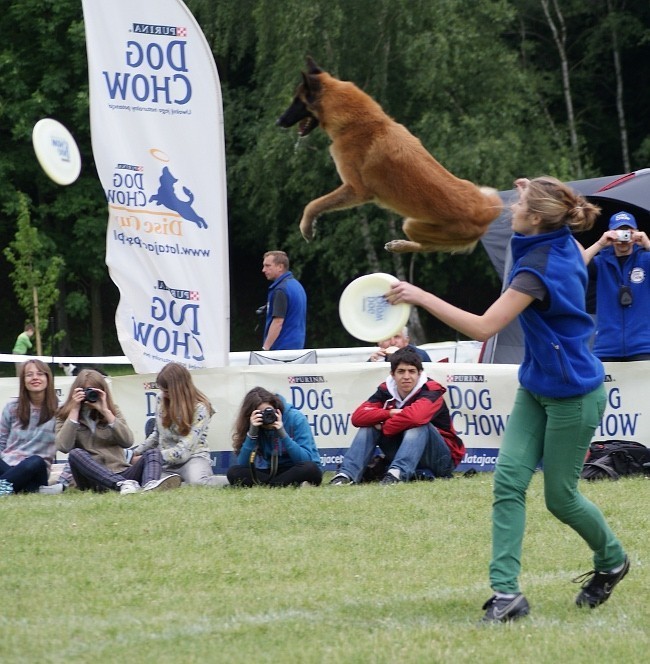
[149,166,207,229]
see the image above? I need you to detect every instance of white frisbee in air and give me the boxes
[32,118,81,185]
[339,273,410,343]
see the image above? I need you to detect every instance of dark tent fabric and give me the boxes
[479,169,650,363]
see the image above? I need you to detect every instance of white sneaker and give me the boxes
[38,484,64,495]
[118,480,141,495]
[141,474,182,492]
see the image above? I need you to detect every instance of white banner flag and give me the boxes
[82,0,229,372]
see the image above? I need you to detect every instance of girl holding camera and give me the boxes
[56,369,177,494]
[130,362,220,485]
[228,386,322,487]
[0,360,58,495]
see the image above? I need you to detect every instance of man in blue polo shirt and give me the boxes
[261,251,307,351]
[583,211,650,361]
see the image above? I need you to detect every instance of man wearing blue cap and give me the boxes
[583,211,650,361]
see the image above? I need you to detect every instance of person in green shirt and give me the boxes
[12,324,34,376]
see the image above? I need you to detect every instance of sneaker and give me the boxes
[0,479,14,496]
[141,474,182,492]
[118,479,141,495]
[329,473,353,486]
[379,472,401,485]
[574,555,630,608]
[38,483,64,495]
[481,593,530,623]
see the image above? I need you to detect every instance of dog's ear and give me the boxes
[301,71,321,102]
[305,56,323,75]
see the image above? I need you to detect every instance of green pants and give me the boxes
[490,384,626,593]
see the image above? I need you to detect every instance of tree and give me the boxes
[4,194,65,355]
[1,0,649,356]
[0,0,113,357]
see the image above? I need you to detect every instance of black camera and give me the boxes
[619,285,633,307]
[261,406,277,425]
[83,387,100,403]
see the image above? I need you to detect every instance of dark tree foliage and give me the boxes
[1,0,648,358]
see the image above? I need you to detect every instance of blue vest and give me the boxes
[592,246,650,358]
[264,271,307,350]
[509,227,604,398]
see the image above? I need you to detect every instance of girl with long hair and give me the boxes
[56,369,179,494]
[131,362,219,485]
[0,360,57,494]
[227,386,322,487]
[386,176,628,622]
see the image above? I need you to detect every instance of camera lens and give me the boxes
[261,406,277,425]
[84,387,99,403]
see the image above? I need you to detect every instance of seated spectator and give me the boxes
[227,387,323,487]
[367,327,432,363]
[56,369,179,494]
[131,362,222,486]
[0,360,57,495]
[330,347,464,485]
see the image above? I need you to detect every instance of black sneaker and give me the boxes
[481,593,530,623]
[574,555,630,608]
[379,473,400,485]
[329,474,353,486]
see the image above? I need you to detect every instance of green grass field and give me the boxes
[1,472,648,663]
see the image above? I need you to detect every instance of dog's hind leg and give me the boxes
[300,184,371,241]
[385,218,479,254]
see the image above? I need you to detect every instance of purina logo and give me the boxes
[157,281,199,302]
[446,374,486,383]
[287,376,326,384]
[132,23,188,37]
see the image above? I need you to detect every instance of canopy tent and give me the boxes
[479,169,650,363]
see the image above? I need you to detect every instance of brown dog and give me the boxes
[277,58,503,253]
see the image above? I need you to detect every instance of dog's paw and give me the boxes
[299,218,316,242]
[385,239,415,253]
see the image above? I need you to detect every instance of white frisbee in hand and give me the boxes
[32,118,81,185]
[339,273,410,343]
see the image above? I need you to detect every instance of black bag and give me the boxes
[581,440,650,481]
[361,454,389,483]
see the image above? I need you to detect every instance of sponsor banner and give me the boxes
[82,0,229,372]
[6,362,646,474]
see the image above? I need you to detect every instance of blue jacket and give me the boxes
[235,394,321,468]
[264,271,307,350]
[509,227,604,398]
[592,245,650,358]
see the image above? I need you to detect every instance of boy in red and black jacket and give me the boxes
[330,347,464,485]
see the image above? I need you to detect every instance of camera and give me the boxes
[83,387,100,403]
[616,230,632,242]
[261,406,277,425]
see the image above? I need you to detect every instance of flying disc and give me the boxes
[339,273,410,343]
[32,118,81,185]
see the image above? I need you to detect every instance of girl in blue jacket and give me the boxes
[227,387,322,487]
[387,176,628,623]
